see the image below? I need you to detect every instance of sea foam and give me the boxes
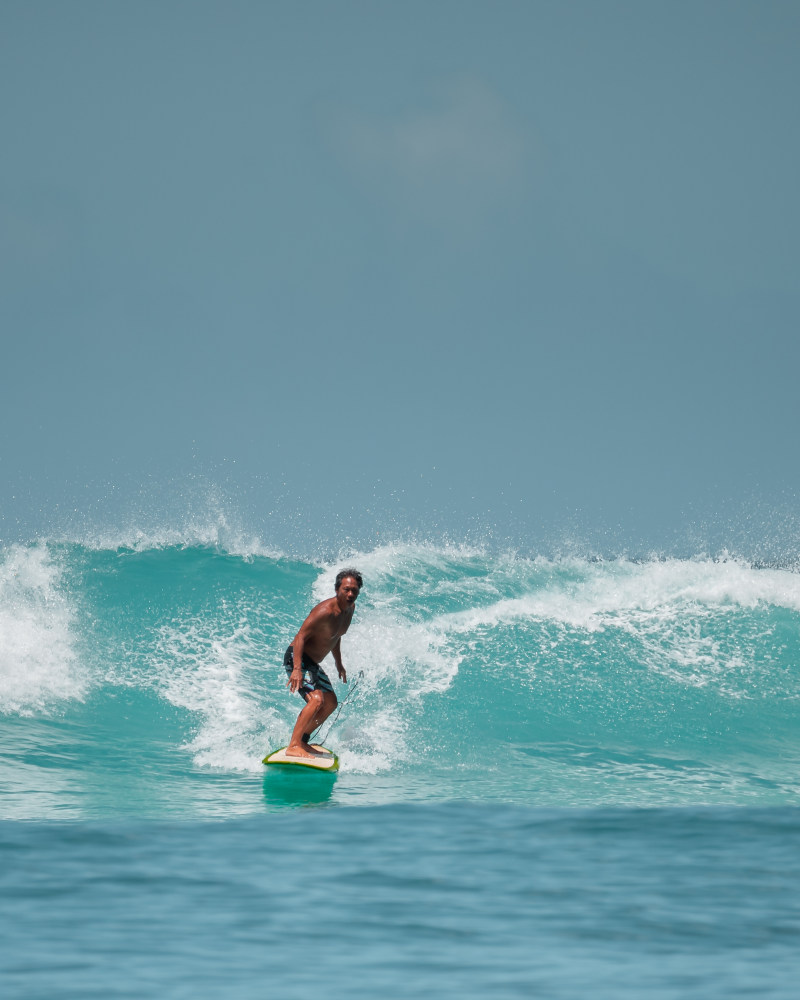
[0,544,84,714]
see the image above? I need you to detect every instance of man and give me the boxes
[283,568,363,758]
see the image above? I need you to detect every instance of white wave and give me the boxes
[335,707,409,774]
[153,616,285,772]
[438,556,800,633]
[411,555,799,697]
[0,544,85,714]
[61,514,284,561]
[317,540,489,586]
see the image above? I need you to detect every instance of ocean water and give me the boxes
[2,533,800,997]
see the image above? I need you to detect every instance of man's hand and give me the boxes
[288,668,303,693]
[337,664,347,683]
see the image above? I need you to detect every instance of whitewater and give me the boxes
[2,531,799,998]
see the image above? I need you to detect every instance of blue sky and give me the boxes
[2,1,799,553]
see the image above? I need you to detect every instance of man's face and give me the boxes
[337,577,361,607]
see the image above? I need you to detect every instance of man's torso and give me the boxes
[293,597,353,663]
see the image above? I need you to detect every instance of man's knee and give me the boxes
[306,690,324,711]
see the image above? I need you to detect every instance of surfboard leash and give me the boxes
[312,670,364,745]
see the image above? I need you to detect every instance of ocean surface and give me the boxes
[2,533,800,997]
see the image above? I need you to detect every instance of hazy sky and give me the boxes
[2,1,799,552]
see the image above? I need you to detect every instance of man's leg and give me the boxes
[302,691,337,745]
[286,690,337,757]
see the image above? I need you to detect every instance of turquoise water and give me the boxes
[2,535,800,995]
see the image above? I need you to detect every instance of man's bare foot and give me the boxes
[286,743,326,759]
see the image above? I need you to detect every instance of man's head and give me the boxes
[336,569,363,611]
[334,569,364,594]
[336,569,362,611]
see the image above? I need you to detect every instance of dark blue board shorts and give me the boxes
[284,645,334,699]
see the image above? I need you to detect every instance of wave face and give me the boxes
[2,538,799,818]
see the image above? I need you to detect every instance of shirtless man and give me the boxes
[283,569,363,758]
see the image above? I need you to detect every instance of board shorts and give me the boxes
[284,645,334,699]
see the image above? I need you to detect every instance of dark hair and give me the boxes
[335,568,363,591]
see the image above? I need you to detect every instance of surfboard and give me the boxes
[262,745,339,772]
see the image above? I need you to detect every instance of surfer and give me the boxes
[283,568,362,758]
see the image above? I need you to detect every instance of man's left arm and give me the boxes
[331,638,347,683]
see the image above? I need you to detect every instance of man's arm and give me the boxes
[288,628,306,693]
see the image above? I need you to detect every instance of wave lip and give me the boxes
[434,554,800,632]
[55,515,282,561]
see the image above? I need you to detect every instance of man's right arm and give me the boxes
[288,632,305,692]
